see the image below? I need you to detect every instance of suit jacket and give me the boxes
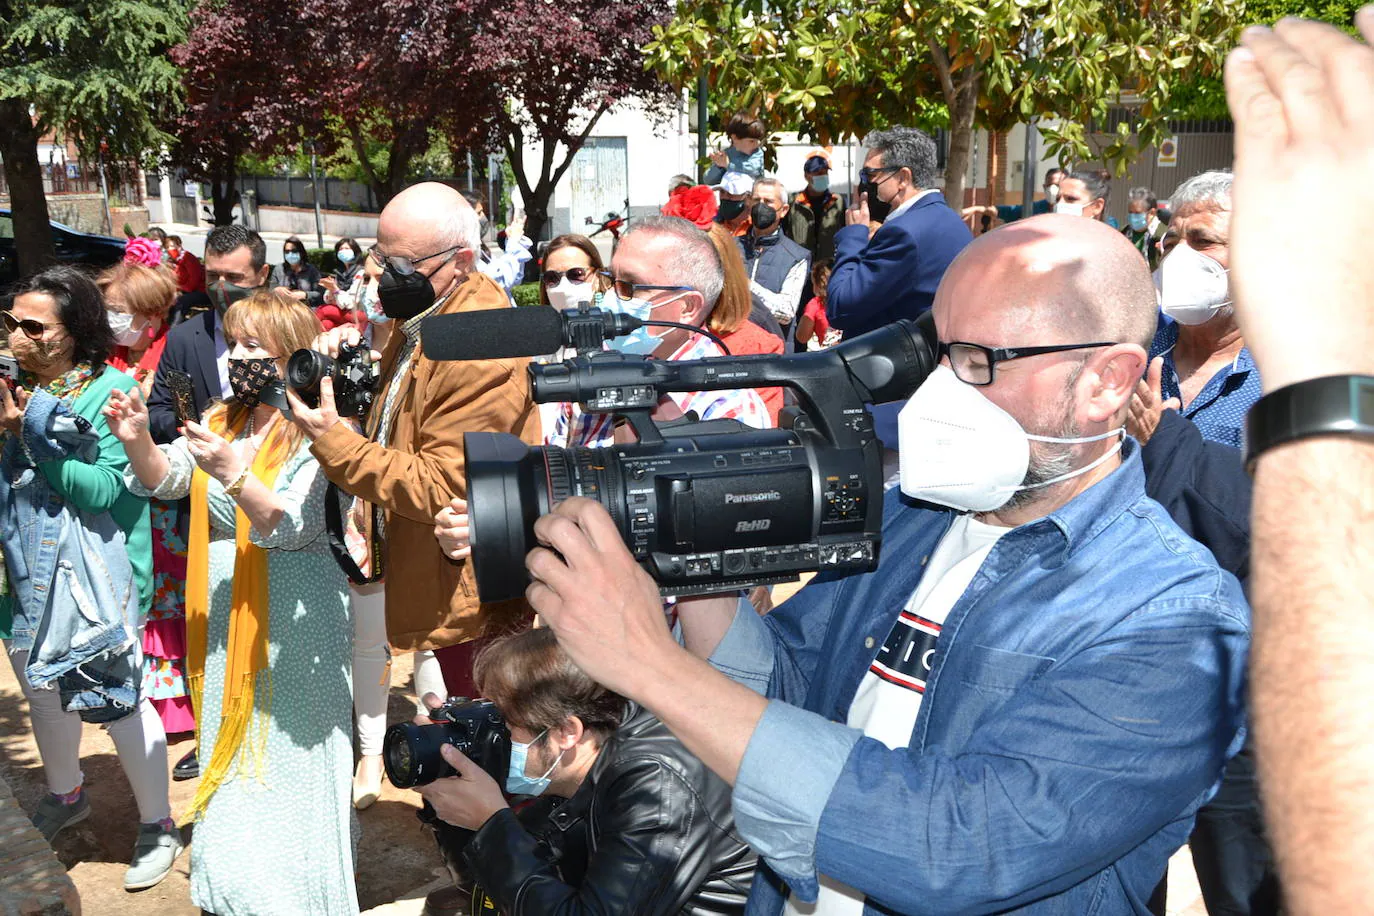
[825,192,973,339]
[147,308,223,444]
[309,271,540,651]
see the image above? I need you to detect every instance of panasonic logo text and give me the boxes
[724,491,782,505]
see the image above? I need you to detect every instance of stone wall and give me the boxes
[0,193,147,238]
[0,774,81,915]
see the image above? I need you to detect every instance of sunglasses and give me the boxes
[859,166,900,185]
[599,271,692,302]
[368,244,461,277]
[542,267,593,286]
[1,311,55,340]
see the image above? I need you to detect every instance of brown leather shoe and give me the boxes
[421,884,467,916]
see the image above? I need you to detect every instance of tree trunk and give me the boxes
[210,157,238,226]
[522,183,553,249]
[0,99,57,277]
[942,85,979,207]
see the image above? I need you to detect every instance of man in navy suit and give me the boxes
[826,127,973,339]
[147,225,270,444]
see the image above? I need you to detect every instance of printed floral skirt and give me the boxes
[141,499,195,734]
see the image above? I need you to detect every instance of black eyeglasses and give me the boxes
[939,340,1117,386]
[599,271,692,301]
[542,267,593,287]
[368,244,462,277]
[859,166,899,185]
[1,311,56,340]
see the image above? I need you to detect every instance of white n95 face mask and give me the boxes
[547,278,595,311]
[1053,201,1085,217]
[1159,242,1231,326]
[898,365,1124,513]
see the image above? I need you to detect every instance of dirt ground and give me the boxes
[1,581,1211,916]
[0,652,452,915]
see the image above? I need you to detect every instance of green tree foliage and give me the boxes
[1174,0,1368,119]
[0,0,185,273]
[646,0,1242,204]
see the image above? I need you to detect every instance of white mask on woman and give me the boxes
[107,310,145,346]
[548,278,595,311]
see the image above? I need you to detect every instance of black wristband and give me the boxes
[1244,374,1374,471]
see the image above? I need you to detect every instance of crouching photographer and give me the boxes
[408,628,756,914]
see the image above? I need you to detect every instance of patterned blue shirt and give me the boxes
[1150,316,1263,450]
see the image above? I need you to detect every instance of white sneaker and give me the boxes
[124,821,184,891]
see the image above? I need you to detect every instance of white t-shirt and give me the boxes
[784,514,1009,916]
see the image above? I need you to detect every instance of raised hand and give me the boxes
[1225,15,1374,391]
[103,386,151,444]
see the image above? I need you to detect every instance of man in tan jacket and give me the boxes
[287,181,538,705]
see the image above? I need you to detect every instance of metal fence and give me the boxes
[238,166,498,216]
[1,159,143,207]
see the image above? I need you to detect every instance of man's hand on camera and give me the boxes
[524,497,679,699]
[284,375,342,440]
[1226,14,1374,392]
[416,745,509,831]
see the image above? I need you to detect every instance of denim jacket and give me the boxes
[1,390,141,721]
[710,441,1250,915]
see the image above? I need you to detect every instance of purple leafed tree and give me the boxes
[467,0,677,242]
[165,1,320,225]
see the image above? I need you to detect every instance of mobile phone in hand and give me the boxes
[0,354,19,386]
[166,369,200,425]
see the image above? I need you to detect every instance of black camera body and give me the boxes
[286,342,379,418]
[463,317,937,602]
[382,698,511,789]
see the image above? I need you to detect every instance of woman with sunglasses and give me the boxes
[0,266,178,890]
[539,234,611,309]
[270,235,324,306]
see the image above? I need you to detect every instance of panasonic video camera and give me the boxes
[452,308,938,602]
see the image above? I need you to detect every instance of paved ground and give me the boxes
[0,586,1210,916]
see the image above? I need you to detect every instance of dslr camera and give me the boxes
[454,310,937,602]
[382,698,511,789]
[286,342,379,418]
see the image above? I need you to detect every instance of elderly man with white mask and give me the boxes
[1128,170,1264,450]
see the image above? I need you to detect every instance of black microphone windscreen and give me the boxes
[422,306,566,361]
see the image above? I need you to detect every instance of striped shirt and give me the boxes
[547,334,772,448]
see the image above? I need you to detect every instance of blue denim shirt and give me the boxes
[1,390,142,720]
[1150,317,1263,449]
[710,441,1250,915]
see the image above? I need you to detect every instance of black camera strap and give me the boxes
[325,482,384,585]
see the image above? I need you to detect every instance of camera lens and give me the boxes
[286,348,334,393]
[382,722,419,787]
[463,433,628,603]
[383,721,458,789]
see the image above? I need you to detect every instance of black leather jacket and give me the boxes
[460,703,756,915]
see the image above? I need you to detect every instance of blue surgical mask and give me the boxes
[506,729,559,796]
[1128,212,1148,232]
[809,174,830,193]
[603,289,688,356]
[285,251,302,266]
[337,248,356,265]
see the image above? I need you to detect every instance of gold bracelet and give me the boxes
[224,468,252,498]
